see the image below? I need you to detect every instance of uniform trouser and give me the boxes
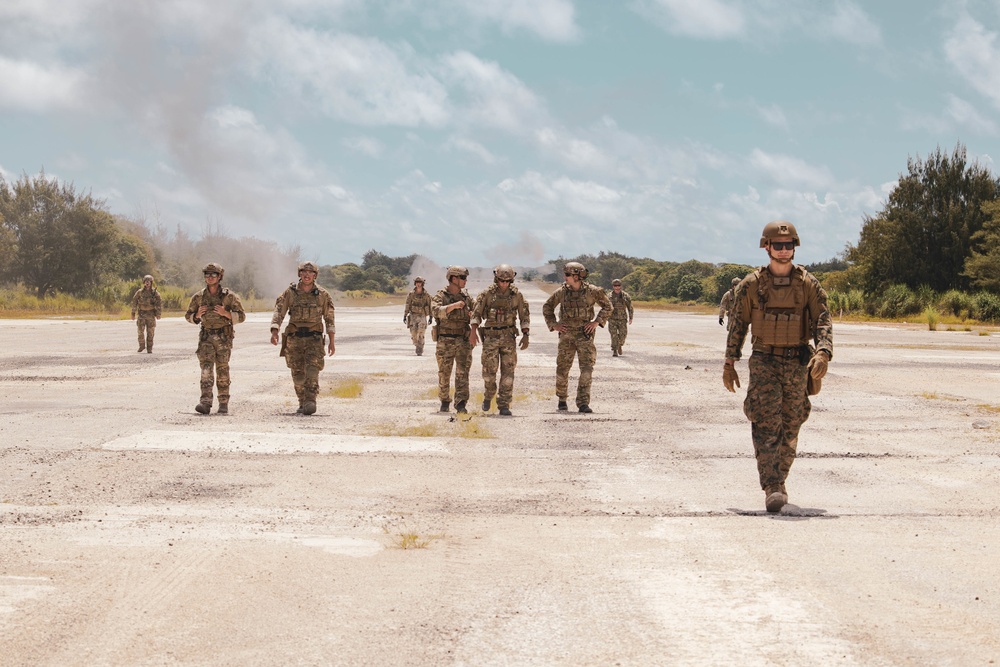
[137,313,156,349]
[196,333,233,405]
[608,319,628,350]
[285,335,325,404]
[481,333,518,408]
[408,320,427,351]
[556,328,597,407]
[743,352,811,491]
[436,336,472,403]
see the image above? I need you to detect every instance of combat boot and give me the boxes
[146,348,152,354]
[557,400,568,411]
[440,401,450,412]
[498,406,512,416]
[217,403,228,415]
[138,346,145,353]
[195,402,211,415]
[612,349,618,357]
[455,400,467,414]
[578,404,593,414]
[301,401,317,415]
[764,485,787,513]
[482,397,492,411]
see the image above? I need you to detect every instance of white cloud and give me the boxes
[442,51,546,134]
[899,94,998,136]
[446,137,499,165]
[455,0,579,41]
[944,13,1000,110]
[343,136,385,158]
[534,128,615,173]
[635,0,745,39]
[0,57,86,111]
[826,1,881,47]
[755,103,788,129]
[748,149,834,190]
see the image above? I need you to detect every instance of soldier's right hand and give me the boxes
[719,317,724,326]
[403,314,407,323]
[270,331,279,346]
[723,362,740,392]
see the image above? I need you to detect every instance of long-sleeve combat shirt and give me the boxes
[131,286,162,318]
[609,290,633,322]
[185,286,246,332]
[270,283,336,335]
[471,284,530,332]
[542,282,613,330]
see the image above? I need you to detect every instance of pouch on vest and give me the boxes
[431,325,438,342]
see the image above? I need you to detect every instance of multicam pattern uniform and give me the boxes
[718,288,737,327]
[726,265,833,491]
[608,289,633,352]
[472,284,530,410]
[271,283,336,407]
[185,287,246,406]
[543,282,613,407]
[131,286,162,351]
[431,287,475,404]
[404,289,432,354]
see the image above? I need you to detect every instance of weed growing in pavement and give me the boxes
[382,524,444,550]
[924,307,939,331]
[368,423,441,437]
[327,377,363,398]
[919,392,963,401]
[976,404,1000,413]
[456,415,493,439]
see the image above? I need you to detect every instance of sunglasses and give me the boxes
[770,241,795,251]
[497,279,511,283]
[204,272,220,277]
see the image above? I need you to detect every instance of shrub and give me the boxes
[939,289,974,318]
[973,291,1000,322]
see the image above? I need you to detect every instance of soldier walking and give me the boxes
[131,274,162,353]
[185,263,246,415]
[404,276,433,355]
[432,266,475,413]
[270,261,336,415]
[542,262,613,413]
[723,221,833,513]
[470,264,530,416]
[608,278,633,357]
[718,277,740,328]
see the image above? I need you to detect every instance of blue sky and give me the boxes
[1,0,998,270]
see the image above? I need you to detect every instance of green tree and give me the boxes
[848,143,1000,293]
[963,200,1000,291]
[710,263,755,302]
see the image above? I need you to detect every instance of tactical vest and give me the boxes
[482,286,520,327]
[609,291,629,320]
[436,290,472,335]
[406,291,431,315]
[284,284,328,332]
[559,284,595,323]
[750,268,809,348]
[199,287,233,331]
[136,289,159,311]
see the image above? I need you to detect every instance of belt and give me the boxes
[480,325,514,331]
[438,333,466,338]
[202,326,229,333]
[291,330,322,338]
[754,345,804,358]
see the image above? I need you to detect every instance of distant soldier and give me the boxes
[185,263,246,415]
[542,261,613,413]
[404,276,433,355]
[723,221,833,513]
[608,278,633,357]
[719,277,740,328]
[270,261,336,415]
[431,266,475,413]
[470,264,530,416]
[131,274,162,353]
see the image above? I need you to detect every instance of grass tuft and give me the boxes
[327,377,363,399]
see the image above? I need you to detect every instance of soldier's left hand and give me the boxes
[519,333,529,350]
[328,339,336,356]
[584,321,599,334]
[723,362,740,392]
[213,304,230,318]
[808,351,829,380]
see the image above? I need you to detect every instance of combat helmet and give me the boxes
[759,220,800,248]
[493,264,516,283]
[611,278,622,287]
[202,262,225,279]
[143,274,154,283]
[731,277,740,287]
[564,261,588,279]
[298,261,319,273]
[446,265,469,280]
[413,276,425,284]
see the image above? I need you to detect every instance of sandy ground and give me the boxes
[1,280,999,666]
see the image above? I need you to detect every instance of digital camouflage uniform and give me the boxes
[608,289,633,355]
[726,265,833,494]
[185,286,246,409]
[543,282,613,408]
[471,283,530,411]
[131,284,162,352]
[431,286,475,405]
[271,283,336,409]
[404,288,433,355]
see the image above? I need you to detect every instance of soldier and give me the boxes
[431,266,475,413]
[718,277,740,328]
[607,278,633,357]
[404,276,433,355]
[270,261,336,415]
[131,274,162,353]
[723,221,833,513]
[470,264,530,416]
[185,263,246,415]
[542,261,613,413]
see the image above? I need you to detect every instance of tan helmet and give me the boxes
[202,262,224,279]
[759,220,800,248]
[298,261,319,273]
[413,276,425,284]
[446,265,469,280]
[611,278,622,287]
[494,264,516,283]
[564,261,588,279]
[731,277,740,287]
[143,274,154,283]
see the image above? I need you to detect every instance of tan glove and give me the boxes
[519,333,529,350]
[723,362,740,392]
[808,351,829,381]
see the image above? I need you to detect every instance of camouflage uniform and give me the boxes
[131,283,162,352]
[404,288,432,355]
[726,265,833,494]
[185,286,246,409]
[271,283,336,410]
[608,288,633,355]
[431,286,475,406]
[543,282,613,409]
[718,287,737,327]
[471,283,530,411]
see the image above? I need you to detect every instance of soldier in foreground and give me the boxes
[270,261,336,415]
[185,263,246,415]
[131,274,162,353]
[718,277,740,328]
[607,278,633,357]
[431,266,475,413]
[470,264,530,416]
[404,276,433,355]
[542,262,613,413]
[723,221,832,513]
